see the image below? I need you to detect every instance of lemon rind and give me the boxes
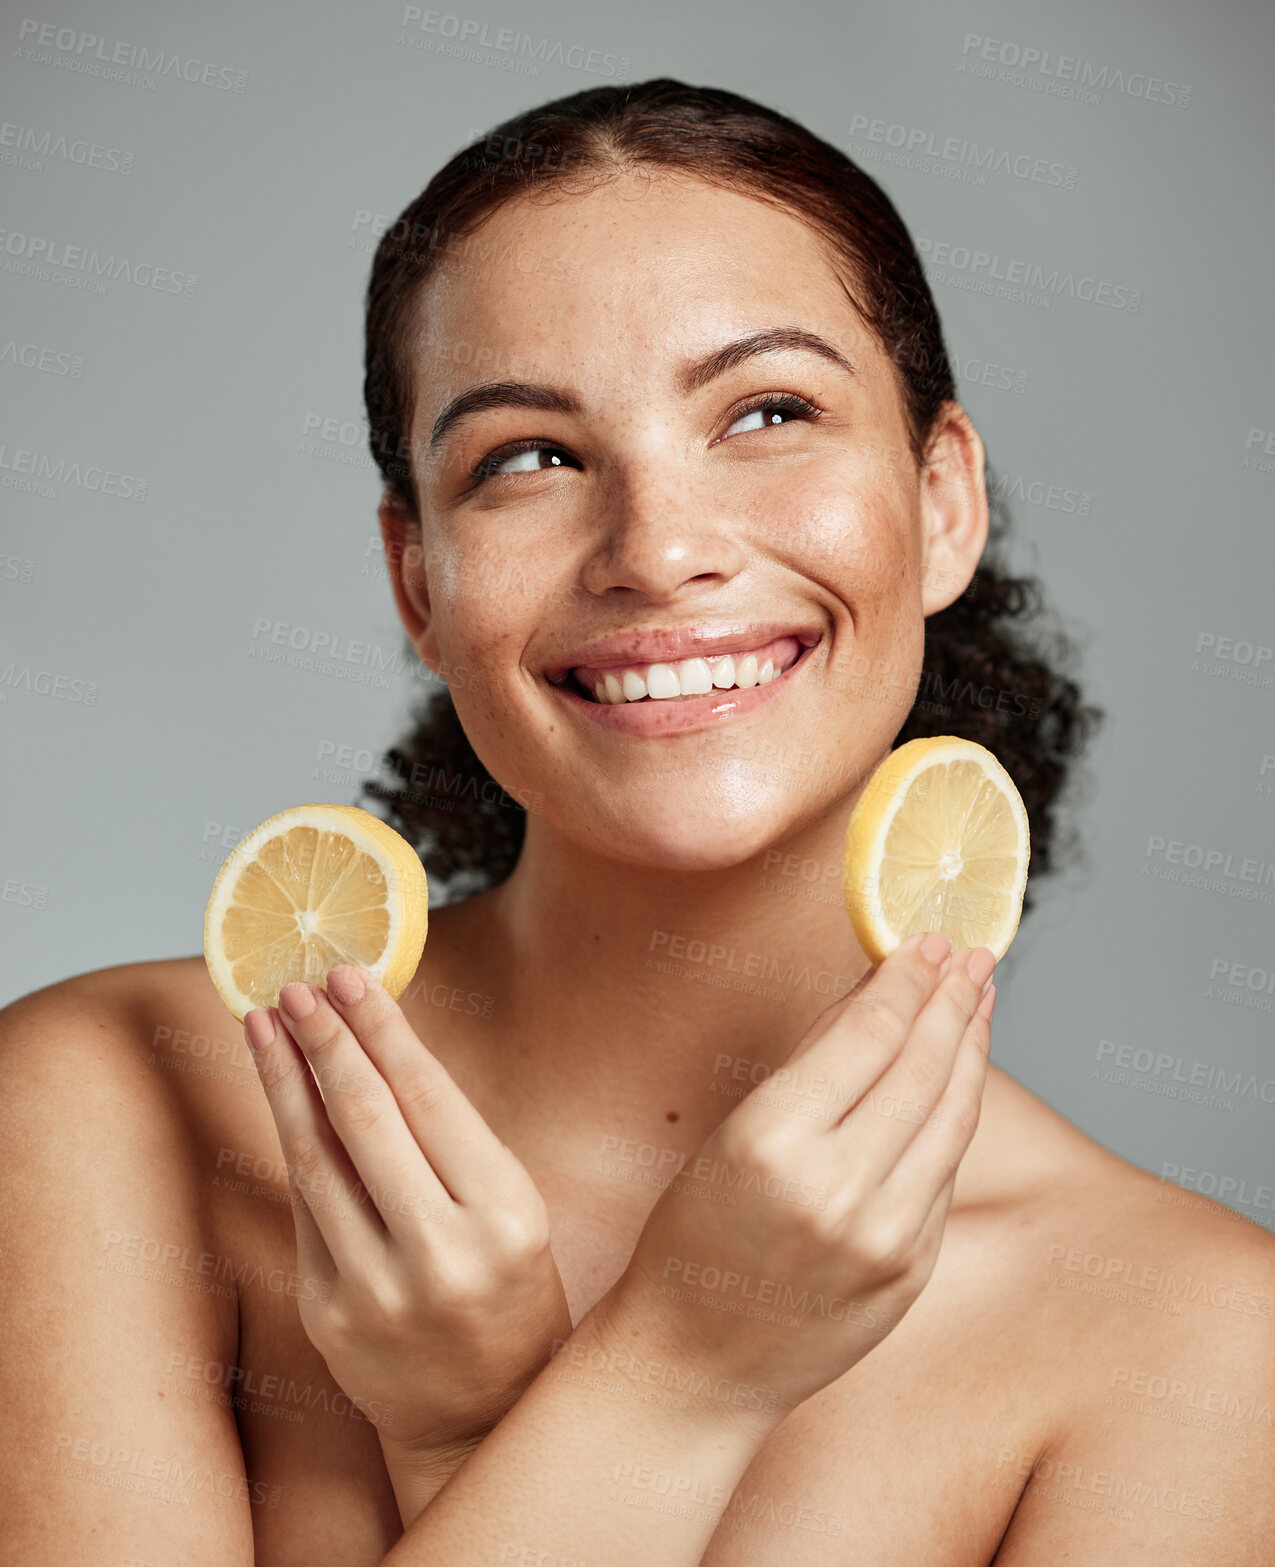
[203,804,428,1022]
[843,737,1030,965]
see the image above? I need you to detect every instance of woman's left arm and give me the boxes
[243,964,574,1527]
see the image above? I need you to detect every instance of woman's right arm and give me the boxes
[0,979,258,1564]
[259,930,994,1566]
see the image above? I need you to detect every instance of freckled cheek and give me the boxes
[431,558,563,722]
[776,474,917,615]
[436,587,519,675]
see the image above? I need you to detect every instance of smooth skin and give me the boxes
[2,172,1272,1565]
[248,930,993,1556]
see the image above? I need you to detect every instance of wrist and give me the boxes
[378,1426,485,1474]
[377,1427,487,1529]
[572,1275,788,1443]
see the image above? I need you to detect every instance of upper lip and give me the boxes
[544,622,823,683]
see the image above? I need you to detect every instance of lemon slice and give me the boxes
[843,736,1029,964]
[203,804,428,1022]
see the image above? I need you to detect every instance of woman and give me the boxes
[4,80,1270,1565]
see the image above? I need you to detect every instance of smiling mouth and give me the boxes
[561,634,812,704]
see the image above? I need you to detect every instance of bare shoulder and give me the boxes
[0,953,282,1249]
[985,1071,1275,1564]
[2,951,267,1121]
[0,957,262,1559]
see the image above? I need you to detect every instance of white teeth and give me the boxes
[679,657,713,695]
[645,663,680,699]
[578,643,801,702]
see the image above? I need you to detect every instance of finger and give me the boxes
[284,1179,338,1300]
[275,981,454,1227]
[910,1166,959,1269]
[834,948,993,1188]
[324,965,526,1207]
[880,983,994,1211]
[757,931,953,1126]
[244,1004,387,1275]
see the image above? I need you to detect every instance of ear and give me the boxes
[378,489,441,670]
[917,401,989,616]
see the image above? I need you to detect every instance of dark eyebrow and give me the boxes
[676,326,858,396]
[428,326,857,452]
[429,383,582,453]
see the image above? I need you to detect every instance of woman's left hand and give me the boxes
[242,964,572,1490]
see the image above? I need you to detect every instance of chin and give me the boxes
[563,792,807,874]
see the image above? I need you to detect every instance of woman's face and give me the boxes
[390,172,987,870]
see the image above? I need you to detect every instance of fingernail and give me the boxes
[964,948,996,989]
[279,983,317,1021]
[327,966,365,1005]
[919,931,951,966]
[977,983,996,1022]
[244,1009,277,1052]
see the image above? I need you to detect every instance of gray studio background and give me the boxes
[2,0,1271,1225]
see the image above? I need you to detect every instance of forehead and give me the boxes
[407,173,884,414]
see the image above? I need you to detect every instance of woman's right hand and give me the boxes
[597,930,995,1416]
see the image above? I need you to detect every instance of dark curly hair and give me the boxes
[358,78,1102,911]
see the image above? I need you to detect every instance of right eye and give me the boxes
[470,442,581,483]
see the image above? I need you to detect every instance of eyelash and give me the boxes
[467,391,825,484]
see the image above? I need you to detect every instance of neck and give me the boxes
[424,806,1025,1221]
[471,803,870,1147]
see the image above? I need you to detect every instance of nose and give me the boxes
[577,462,748,602]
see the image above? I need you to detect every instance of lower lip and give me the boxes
[548,642,818,735]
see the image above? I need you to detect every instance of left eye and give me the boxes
[721,393,823,439]
[469,392,823,485]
